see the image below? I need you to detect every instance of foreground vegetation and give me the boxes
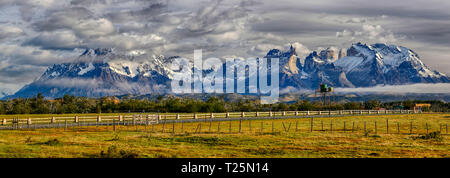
[0,114,448,158]
[1,94,448,115]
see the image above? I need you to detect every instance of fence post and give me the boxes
[173,121,176,134]
[194,113,198,119]
[77,117,81,129]
[97,116,102,122]
[272,121,274,133]
[256,112,259,117]
[352,122,355,132]
[321,120,324,131]
[210,113,214,119]
[151,122,155,133]
[410,121,413,134]
[181,122,184,133]
[229,120,232,133]
[344,121,346,132]
[74,116,79,123]
[295,111,299,116]
[330,120,333,132]
[51,117,56,123]
[239,119,242,133]
[375,121,377,134]
[241,112,245,118]
[64,119,67,131]
[307,111,310,116]
[269,111,273,117]
[226,112,230,118]
[113,119,116,132]
[261,122,264,133]
[27,118,32,129]
[209,119,212,133]
[282,111,286,116]
[364,121,367,133]
[95,117,99,131]
[162,120,165,133]
[2,119,5,126]
[386,119,389,134]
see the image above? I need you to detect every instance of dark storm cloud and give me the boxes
[389,20,450,46]
[251,19,344,35]
[0,64,45,83]
[31,7,95,32]
[105,1,169,23]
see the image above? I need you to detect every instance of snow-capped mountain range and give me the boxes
[278,42,448,90]
[5,43,449,99]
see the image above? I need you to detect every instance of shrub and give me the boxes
[99,145,139,158]
[41,139,62,146]
[414,132,443,141]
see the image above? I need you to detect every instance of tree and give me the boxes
[364,100,380,110]
[344,102,362,110]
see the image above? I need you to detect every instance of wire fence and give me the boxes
[1,110,446,136]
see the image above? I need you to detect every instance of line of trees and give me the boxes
[0,94,448,115]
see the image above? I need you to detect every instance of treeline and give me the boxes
[0,94,448,115]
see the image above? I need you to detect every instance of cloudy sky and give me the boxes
[0,0,450,94]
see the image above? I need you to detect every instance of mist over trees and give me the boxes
[0,94,447,115]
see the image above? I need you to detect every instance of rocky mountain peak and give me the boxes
[81,48,114,57]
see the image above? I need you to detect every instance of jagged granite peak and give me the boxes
[268,45,353,90]
[318,47,340,62]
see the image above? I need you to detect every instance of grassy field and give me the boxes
[0,113,448,158]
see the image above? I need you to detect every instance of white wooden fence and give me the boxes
[0,110,419,128]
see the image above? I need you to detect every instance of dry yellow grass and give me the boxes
[0,113,448,158]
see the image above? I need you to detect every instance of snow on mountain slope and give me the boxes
[333,56,364,73]
[78,62,95,75]
[333,42,448,86]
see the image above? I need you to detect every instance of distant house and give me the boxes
[414,104,431,111]
[103,97,120,104]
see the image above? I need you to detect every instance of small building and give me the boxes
[414,103,431,111]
